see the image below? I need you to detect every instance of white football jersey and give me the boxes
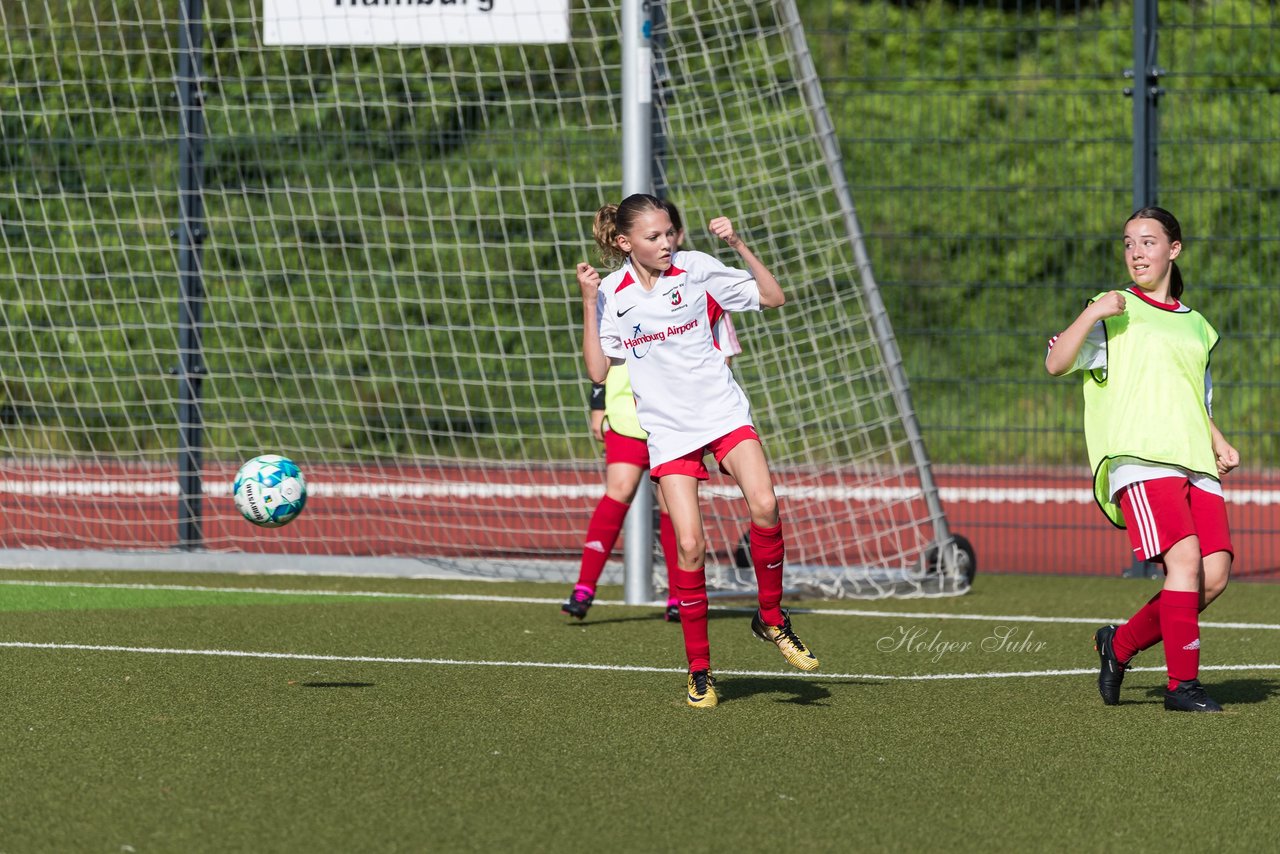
[596,250,762,466]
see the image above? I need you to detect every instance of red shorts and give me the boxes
[649,425,760,481]
[1118,477,1234,562]
[603,429,650,469]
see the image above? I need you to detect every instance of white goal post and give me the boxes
[0,0,971,597]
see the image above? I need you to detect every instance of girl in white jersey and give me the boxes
[563,200,742,624]
[577,193,819,709]
[1046,206,1238,713]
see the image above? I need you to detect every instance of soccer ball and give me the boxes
[233,454,307,528]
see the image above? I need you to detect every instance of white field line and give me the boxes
[1,640,1277,682]
[0,579,563,606]
[3,478,1280,506]
[4,578,1280,632]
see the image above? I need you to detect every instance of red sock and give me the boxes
[659,512,679,607]
[574,495,630,592]
[672,567,709,671]
[1113,591,1163,663]
[750,521,785,625]
[1160,589,1201,689]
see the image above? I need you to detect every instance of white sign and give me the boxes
[263,0,571,45]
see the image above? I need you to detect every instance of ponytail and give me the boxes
[592,204,624,264]
[1169,261,1184,301]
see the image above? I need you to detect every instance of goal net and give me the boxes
[0,0,969,597]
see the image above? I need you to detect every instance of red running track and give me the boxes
[1,461,1276,578]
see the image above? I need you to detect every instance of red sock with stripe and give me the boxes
[750,521,785,625]
[1113,591,1163,663]
[659,512,680,608]
[574,495,630,593]
[1160,589,1201,690]
[672,567,710,671]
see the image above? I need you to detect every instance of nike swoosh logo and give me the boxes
[679,600,698,608]
[766,561,783,569]
[617,306,636,317]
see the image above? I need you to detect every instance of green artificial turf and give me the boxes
[1,569,1277,852]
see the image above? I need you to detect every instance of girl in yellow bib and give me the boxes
[1046,206,1239,713]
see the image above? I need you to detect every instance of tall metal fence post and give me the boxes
[620,0,656,605]
[175,0,207,549]
[1127,0,1160,209]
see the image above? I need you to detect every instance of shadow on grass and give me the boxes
[1142,677,1280,706]
[302,682,376,688]
[567,609,743,628]
[716,675,868,706]
[564,612,669,627]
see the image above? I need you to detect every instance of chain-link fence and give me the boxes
[800,0,1279,577]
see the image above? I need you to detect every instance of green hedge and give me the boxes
[1,0,1275,465]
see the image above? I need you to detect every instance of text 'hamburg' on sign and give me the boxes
[263,0,571,46]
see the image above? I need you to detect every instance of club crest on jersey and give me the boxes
[665,286,685,309]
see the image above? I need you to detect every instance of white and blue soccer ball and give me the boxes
[233,454,307,528]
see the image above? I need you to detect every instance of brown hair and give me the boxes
[591,193,668,264]
[661,198,683,235]
[1127,206,1185,300]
